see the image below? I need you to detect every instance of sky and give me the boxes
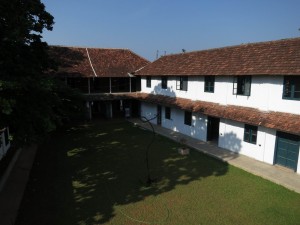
[41,0,300,61]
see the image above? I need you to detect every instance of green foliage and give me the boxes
[0,0,84,145]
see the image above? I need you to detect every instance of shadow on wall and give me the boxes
[152,84,177,98]
[16,121,229,225]
[191,114,206,139]
[221,131,242,153]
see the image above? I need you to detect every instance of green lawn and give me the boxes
[16,120,300,225]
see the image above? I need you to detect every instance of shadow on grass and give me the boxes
[16,119,229,225]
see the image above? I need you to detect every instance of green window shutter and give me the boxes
[204,76,215,93]
[146,76,151,88]
[162,76,168,89]
[182,77,188,91]
[283,76,300,100]
[244,76,252,96]
[244,124,258,144]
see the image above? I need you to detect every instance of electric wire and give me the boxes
[139,115,157,184]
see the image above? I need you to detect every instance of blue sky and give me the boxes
[41,0,300,61]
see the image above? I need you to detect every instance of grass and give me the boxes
[16,120,300,225]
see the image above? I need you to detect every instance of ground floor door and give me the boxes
[207,116,220,142]
[157,105,162,125]
[130,100,140,118]
[275,132,300,171]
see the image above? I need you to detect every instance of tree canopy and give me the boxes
[0,0,84,145]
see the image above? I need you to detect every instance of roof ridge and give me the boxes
[160,36,300,58]
[50,45,130,51]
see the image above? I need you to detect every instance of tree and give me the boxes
[0,0,83,145]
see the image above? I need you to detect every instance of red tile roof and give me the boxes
[48,46,149,78]
[116,93,300,135]
[136,38,300,76]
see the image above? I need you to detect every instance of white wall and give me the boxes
[267,76,300,114]
[140,102,207,141]
[260,127,277,165]
[140,102,158,125]
[218,119,277,163]
[141,75,300,115]
[140,102,300,173]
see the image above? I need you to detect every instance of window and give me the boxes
[233,76,251,96]
[146,76,151,88]
[244,124,258,144]
[184,111,192,126]
[283,76,300,100]
[165,107,171,120]
[161,76,168,89]
[176,76,188,91]
[204,76,215,93]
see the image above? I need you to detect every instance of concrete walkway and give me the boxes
[129,119,300,194]
[0,145,38,225]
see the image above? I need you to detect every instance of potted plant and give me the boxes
[178,137,190,155]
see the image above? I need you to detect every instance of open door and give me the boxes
[207,116,220,143]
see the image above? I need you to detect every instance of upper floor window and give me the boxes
[176,76,188,91]
[184,111,192,126]
[283,76,300,100]
[146,76,151,88]
[204,76,215,93]
[161,76,168,89]
[244,124,257,144]
[233,76,251,96]
[165,107,171,120]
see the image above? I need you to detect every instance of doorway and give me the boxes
[207,116,220,142]
[275,132,299,171]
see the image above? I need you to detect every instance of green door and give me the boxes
[275,132,300,171]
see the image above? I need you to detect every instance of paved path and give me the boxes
[129,119,300,194]
[0,145,37,225]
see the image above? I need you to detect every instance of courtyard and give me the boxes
[16,120,300,225]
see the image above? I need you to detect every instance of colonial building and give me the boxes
[49,46,149,119]
[134,38,300,173]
